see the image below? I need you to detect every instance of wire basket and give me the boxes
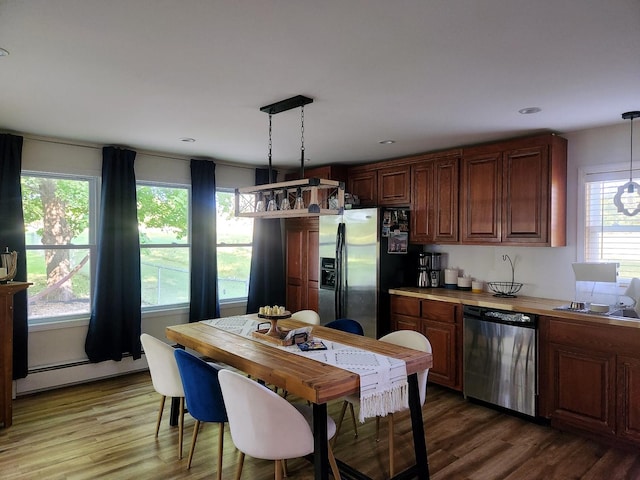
[488,254,522,297]
[487,281,523,298]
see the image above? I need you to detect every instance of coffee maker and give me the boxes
[429,252,441,288]
[417,253,430,287]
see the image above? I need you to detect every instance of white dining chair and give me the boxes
[290,309,321,325]
[218,369,341,480]
[140,333,186,460]
[333,330,431,477]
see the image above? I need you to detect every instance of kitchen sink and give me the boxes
[608,308,639,319]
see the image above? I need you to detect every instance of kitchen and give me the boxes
[1,1,640,478]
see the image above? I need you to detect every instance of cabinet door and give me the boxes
[502,145,549,244]
[410,162,434,243]
[378,165,410,205]
[422,319,457,388]
[460,151,501,243]
[347,170,377,206]
[548,343,616,436]
[285,218,319,313]
[617,355,640,443]
[433,157,459,243]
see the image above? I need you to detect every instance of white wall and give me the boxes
[16,137,254,395]
[430,123,631,301]
[14,123,630,393]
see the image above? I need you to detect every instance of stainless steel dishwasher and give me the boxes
[463,305,538,417]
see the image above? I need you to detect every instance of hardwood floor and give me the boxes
[1,372,639,480]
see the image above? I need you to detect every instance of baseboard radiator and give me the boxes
[16,353,149,396]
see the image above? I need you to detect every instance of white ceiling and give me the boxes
[1,0,639,169]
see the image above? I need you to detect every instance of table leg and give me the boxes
[407,372,430,479]
[312,403,329,480]
[170,397,180,426]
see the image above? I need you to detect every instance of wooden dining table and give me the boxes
[166,315,432,480]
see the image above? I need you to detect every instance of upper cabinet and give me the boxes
[347,167,378,206]
[411,154,459,244]
[460,134,567,247]
[377,165,411,205]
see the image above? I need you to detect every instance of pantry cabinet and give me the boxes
[390,295,462,390]
[539,315,640,448]
[285,217,319,314]
[460,134,567,246]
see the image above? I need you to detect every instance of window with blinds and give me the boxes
[584,168,640,280]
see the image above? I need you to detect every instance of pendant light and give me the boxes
[613,111,640,216]
[235,95,344,218]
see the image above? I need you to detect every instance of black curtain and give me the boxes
[0,134,28,379]
[189,160,220,321]
[246,168,285,313]
[85,147,141,362]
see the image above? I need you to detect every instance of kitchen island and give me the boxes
[389,287,640,451]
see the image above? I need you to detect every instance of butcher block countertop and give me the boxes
[388,287,640,329]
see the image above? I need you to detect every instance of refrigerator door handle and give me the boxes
[335,222,346,319]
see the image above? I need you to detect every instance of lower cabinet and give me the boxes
[390,295,461,391]
[540,315,640,448]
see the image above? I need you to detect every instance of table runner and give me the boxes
[201,316,409,421]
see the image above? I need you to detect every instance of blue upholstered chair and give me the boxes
[325,318,364,336]
[174,349,228,479]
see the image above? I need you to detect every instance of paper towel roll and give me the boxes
[444,268,458,285]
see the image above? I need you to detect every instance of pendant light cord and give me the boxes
[268,113,273,182]
[300,105,305,179]
[630,115,634,183]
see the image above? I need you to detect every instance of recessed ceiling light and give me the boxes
[180,137,196,143]
[379,140,396,145]
[0,48,9,57]
[518,107,541,115]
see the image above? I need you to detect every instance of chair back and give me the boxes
[174,350,227,424]
[325,318,364,336]
[140,333,184,398]
[291,309,321,325]
[379,330,432,406]
[218,369,315,460]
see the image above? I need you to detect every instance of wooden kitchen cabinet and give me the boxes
[460,134,567,246]
[1,282,31,428]
[411,155,459,243]
[390,295,461,390]
[347,167,377,206]
[285,217,319,313]
[617,355,640,443]
[539,315,640,449]
[377,164,411,205]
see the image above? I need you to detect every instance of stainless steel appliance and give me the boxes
[417,253,429,287]
[463,305,538,417]
[319,208,415,338]
[429,252,441,287]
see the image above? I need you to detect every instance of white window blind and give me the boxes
[584,169,640,280]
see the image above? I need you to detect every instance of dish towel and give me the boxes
[202,316,409,422]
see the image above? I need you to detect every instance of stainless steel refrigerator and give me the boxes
[318,207,416,338]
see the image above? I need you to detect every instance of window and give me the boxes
[137,183,190,309]
[582,166,640,280]
[216,190,253,302]
[22,173,97,322]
